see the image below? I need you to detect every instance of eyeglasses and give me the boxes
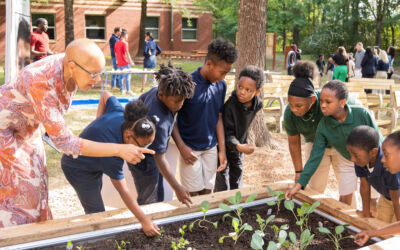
[71,61,104,80]
[132,136,152,149]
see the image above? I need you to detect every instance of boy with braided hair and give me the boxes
[128,63,196,206]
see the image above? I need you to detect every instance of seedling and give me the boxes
[284,200,320,231]
[263,227,291,250]
[218,217,253,245]
[289,229,314,250]
[266,187,285,214]
[270,224,289,242]
[155,226,165,239]
[66,241,73,250]
[317,223,352,250]
[171,225,190,250]
[115,240,130,250]
[250,214,275,249]
[189,200,218,232]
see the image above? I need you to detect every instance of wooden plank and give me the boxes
[360,236,400,250]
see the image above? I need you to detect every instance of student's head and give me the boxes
[388,46,395,59]
[292,60,318,80]
[320,80,348,117]
[145,32,153,41]
[379,50,389,63]
[36,18,48,32]
[120,29,128,39]
[156,63,196,112]
[374,46,380,55]
[114,27,121,36]
[236,65,264,104]
[287,78,316,117]
[291,44,297,52]
[319,54,324,60]
[365,47,373,58]
[382,130,400,174]
[337,46,347,58]
[203,38,238,83]
[356,42,363,51]
[17,18,31,70]
[346,126,380,167]
[121,100,157,147]
[348,53,354,61]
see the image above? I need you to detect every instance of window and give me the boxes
[31,13,55,40]
[85,15,106,40]
[145,17,160,40]
[182,18,197,41]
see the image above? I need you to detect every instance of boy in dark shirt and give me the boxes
[128,64,196,206]
[214,65,264,191]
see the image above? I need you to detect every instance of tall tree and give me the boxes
[236,0,276,148]
[137,0,147,56]
[64,0,74,47]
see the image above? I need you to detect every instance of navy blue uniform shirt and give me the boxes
[61,96,125,180]
[176,67,226,150]
[355,147,400,200]
[109,34,119,58]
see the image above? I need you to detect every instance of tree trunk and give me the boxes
[282,29,286,54]
[137,0,147,57]
[64,0,74,48]
[391,24,395,46]
[375,0,389,47]
[236,0,277,148]
[292,26,299,45]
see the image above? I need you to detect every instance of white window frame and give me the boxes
[181,17,198,41]
[84,15,106,41]
[145,16,160,41]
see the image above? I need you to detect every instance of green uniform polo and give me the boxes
[284,90,356,143]
[297,104,383,188]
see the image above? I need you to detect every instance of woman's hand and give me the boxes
[285,183,302,200]
[118,144,155,164]
[354,231,371,246]
[140,217,160,237]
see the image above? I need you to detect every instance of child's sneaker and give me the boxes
[127,90,136,96]
[121,90,126,95]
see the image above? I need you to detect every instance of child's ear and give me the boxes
[311,95,317,103]
[255,89,262,96]
[370,147,379,159]
[340,99,347,108]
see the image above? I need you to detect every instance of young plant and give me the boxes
[250,214,275,249]
[189,200,218,232]
[266,186,285,214]
[155,226,165,239]
[317,223,352,250]
[171,225,190,250]
[218,191,257,245]
[115,240,130,250]
[284,200,320,231]
[264,227,291,250]
[289,229,314,250]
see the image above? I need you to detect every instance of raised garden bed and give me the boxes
[41,190,375,250]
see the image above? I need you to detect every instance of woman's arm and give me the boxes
[288,134,303,183]
[96,90,112,118]
[355,222,400,246]
[390,189,400,221]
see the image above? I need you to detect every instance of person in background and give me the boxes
[61,93,160,236]
[214,65,264,191]
[354,42,365,78]
[30,18,53,62]
[325,54,335,81]
[387,46,395,79]
[16,17,31,71]
[354,130,400,246]
[109,27,121,90]
[141,32,162,93]
[329,46,349,82]
[114,29,135,96]
[287,44,298,75]
[348,53,355,79]
[376,50,390,79]
[361,47,378,79]
[316,54,325,86]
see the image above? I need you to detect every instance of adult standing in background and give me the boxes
[361,47,378,79]
[329,46,349,82]
[354,42,365,78]
[287,44,298,75]
[387,46,395,79]
[115,29,135,96]
[109,27,121,90]
[141,32,162,93]
[376,50,390,79]
[30,18,53,62]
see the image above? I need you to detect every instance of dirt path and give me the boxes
[48,133,339,219]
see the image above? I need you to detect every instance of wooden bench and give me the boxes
[348,78,395,108]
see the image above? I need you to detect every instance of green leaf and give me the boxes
[228,196,236,205]
[218,236,224,244]
[309,201,320,213]
[267,200,276,206]
[246,193,258,203]
[297,207,304,216]
[296,220,304,226]
[237,206,243,214]
[318,227,331,234]
[213,221,218,229]
[235,191,242,204]
[280,224,289,230]
[275,191,285,199]
[335,225,345,235]
[265,215,275,224]
[219,203,232,211]
[267,241,278,250]
[300,229,311,244]
[289,232,297,245]
[255,230,265,236]
[189,222,194,232]
[232,217,239,230]
[267,186,274,197]
[282,240,291,248]
[278,230,287,244]
[241,223,253,231]
[251,233,264,250]
[256,214,264,224]
[284,200,294,211]
[200,200,210,212]
[222,213,230,222]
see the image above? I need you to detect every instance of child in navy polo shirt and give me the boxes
[61,91,160,236]
[346,125,400,223]
[215,65,264,191]
[128,64,196,206]
[355,130,400,246]
[172,38,239,196]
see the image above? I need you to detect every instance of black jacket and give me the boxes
[223,91,263,152]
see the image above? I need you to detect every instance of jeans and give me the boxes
[111,56,121,88]
[118,65,131,92]
[214,150,244,191]
[61,165,105,214]
[128,155,164,205]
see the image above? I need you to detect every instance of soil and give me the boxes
[53,203,374,250]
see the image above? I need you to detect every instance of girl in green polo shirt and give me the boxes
[286,80,383,206]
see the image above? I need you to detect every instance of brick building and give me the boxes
[0,0,213,59]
